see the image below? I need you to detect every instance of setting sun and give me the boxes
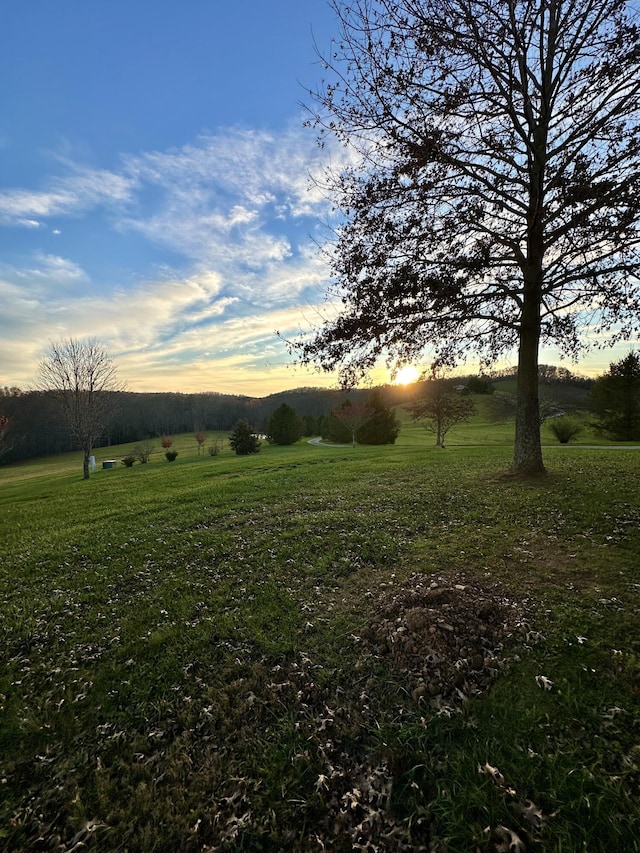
[393,365,421,385]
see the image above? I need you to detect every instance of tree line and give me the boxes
[3,336,637,473]
[0,384,407,465]
[5,2,639,477]
[0,336,420,467]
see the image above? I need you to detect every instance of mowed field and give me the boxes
[1,412,639,851]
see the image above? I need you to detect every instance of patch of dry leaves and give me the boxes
[361,573,537,713]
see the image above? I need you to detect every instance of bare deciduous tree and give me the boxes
[296,0,640,474]
[134,439,154,463]
[407,376,476,447]
[37,338,123,479]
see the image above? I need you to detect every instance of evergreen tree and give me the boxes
[317,414,331,440]
[267,403,304,445]
[229,419,261,455]
[301,414,317,436]
[356,390,400,445]
[590,352,640,441]
[326,410,352,444]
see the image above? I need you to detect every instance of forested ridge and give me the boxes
[0,366,592,464]
[0,385,399,464]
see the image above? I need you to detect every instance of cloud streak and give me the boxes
[0,166,136,226]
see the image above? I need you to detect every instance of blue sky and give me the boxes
[0,0,352,395]
[0,1,634,396]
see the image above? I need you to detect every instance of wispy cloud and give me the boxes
[19,253,88,284]
[0,166,136,226]
[110,302,343,394]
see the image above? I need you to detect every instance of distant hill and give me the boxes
[0,367,594,464]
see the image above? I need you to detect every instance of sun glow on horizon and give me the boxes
[393,364,421,385]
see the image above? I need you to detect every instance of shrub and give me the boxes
[549,416,583,444]
[165,450,178,462]
[161,437,173,449]
[121,455,136,467]
[208,440,222,456]
[134,440,154,463]
[465,375,494,394]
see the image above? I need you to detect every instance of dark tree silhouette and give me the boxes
[268,403,304,445]
[0,413,12,461]
[407,376,476,447]
[590,352,640,441]
[356,390,401,445]
[296,0,640,474]
[331,401,375,447]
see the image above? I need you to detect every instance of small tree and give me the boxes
[407,376,476,447]
[331,400,375,448]
[590,352,640,441]
[229,419,261,455]
[37,337,123,480]
[195,431,207,455]
[161,436,173,449]
[268,403,304,446]
[356,390,400,445]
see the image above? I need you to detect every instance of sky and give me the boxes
[0,1,635,397]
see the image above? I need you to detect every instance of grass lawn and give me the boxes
[1,421,639,851]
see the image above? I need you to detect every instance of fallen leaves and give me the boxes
[479,761,549,851]
[360,574,537,710]
[494,824,527,852]
[479,762,506,786]
[513,799,545,831]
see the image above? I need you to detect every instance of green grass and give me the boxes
[1,423,639,851]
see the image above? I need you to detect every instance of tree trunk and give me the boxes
[83,448,90,480]
[513,291,545,475]
[514,126,547,477]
